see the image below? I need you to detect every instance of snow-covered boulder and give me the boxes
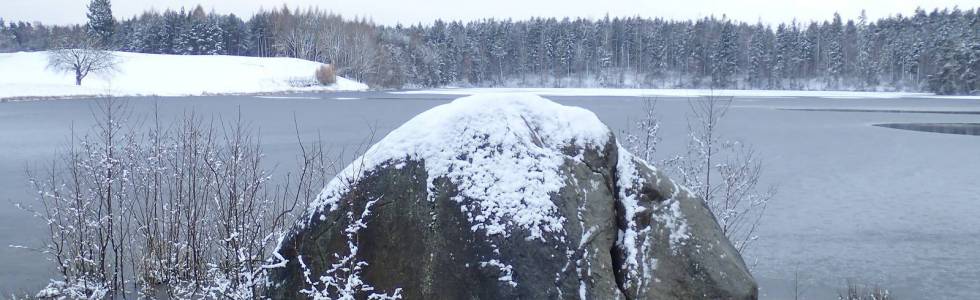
[266,94,756,299]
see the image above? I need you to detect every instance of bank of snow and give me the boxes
[393,87,980,100]
[0,51,367,100]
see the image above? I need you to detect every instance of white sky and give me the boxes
[1,0,976,25]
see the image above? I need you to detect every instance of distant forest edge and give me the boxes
[1,3,977,94]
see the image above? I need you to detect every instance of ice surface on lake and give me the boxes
[1,91,978,299]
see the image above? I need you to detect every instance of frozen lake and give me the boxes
[1,91,979,298]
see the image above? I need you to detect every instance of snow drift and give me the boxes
[0,51,368,99]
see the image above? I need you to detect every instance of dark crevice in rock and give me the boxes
[576,144,619,204]
[610,237,631,300]
[606,147,633,300]
[579,157,615,195]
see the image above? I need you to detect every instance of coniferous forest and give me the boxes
[1,4,977,94]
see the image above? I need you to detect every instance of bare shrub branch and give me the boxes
[622,98,662,163]
[839,279,892,300]
[626,95,776,255]
[21,98,344,299]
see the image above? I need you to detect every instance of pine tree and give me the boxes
[6,4,976,92]
[247,14,272,57]
[86,0,115,48]
[425,20,449,85]
[489,24,509,83]
[854,11,879,88]
[0,20,16,51]
[687,21,708,85]
[712,21,739,88]
[799,23,819,78]
[595,22,613,86]
[928,40,962,94]
[161,9,187,54]
[540,21,556,84]
[772,24,792,88]
[220,14,248,56]
[747,25,772,88]
[171,10,194,55]
[826,13,846,87]
[200,14,225,55]
[962,43,980,94]
[929,41,980,95]
[556,19,576,83]
[445,21,466,83]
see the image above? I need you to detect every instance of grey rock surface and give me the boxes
[266,94,756,299]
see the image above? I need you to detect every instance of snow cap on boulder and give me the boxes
[308,93,613,240]
[270,93,756,299]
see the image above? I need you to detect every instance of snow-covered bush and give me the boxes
[316,64,337,85]
[671,96,775,254]
[838,280,891,300]
[623,96,775,255]
[621,98,662,163]
[20,98,336,299]
[35,278,108,300]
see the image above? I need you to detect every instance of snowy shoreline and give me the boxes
[0,51,368,100]
[394,87,980,100]
[0,89,352,103]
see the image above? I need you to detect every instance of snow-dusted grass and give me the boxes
[393,87,980,100]
[0,51,368,100]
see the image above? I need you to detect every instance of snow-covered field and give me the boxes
[0,51,368,99]
[395,87,980,100]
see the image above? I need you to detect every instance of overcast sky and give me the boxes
[1,0,976,25]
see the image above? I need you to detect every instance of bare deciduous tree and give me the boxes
[47,37,118,86]
[622,98,662,163]
[21,98,341,299]
[626,96,774,255]
[672,96,774,254]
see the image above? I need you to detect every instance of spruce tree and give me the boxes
[7,4,973,92]
[86,0,115,48]
[747,25,772,89]
[826,13,846,87]
[800,23,819,78]
[772,24,792,88]
[0,20,15,51]
[854,11,879,88]
[712,21,739,88]
[220,15,248,56]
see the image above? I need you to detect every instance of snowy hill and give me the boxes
[0,51,368,100]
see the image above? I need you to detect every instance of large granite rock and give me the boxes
[266,94,756,299]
